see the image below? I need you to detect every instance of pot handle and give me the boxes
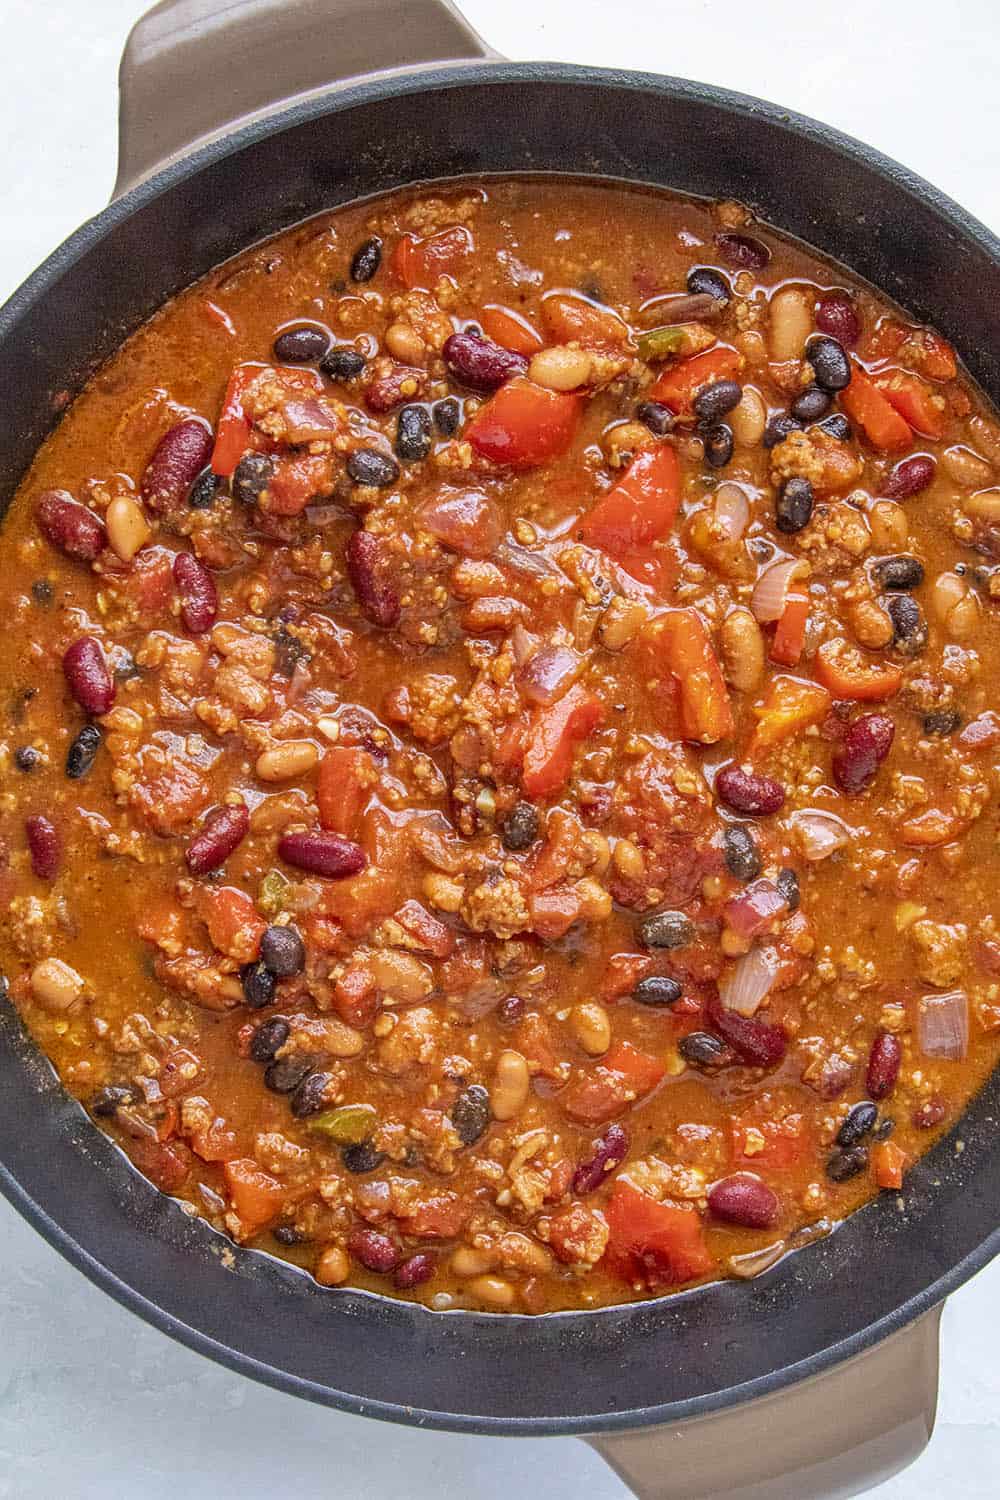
[587,1306,941,1500]
[114,0,497,199]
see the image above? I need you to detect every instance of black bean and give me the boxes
[776,476,814,534]
[776,867,800,912]
[633,975,683,1007]
[875,555,925,591]
[791,385,831,423]
[818,413,851,442]
[91,1084,135,1117]
[188,468,221,510]
[273,1224,307,1246]
[636,400,674,436]
[703,423,734,468]
[342,1141,386,1174]
[66,724,101,780]
[290,1070,334,1118]
[433,397,462,435]
[396,405,433,462]
[679,1031,729,1068]
[922,708,962,737]
[826,1144,869,1182]
[113,649,141,683]
[763,412,803,449]
[32,579,54,606]
[272,627,309,680]
[723,825,762,882]
[350,236,383,283]
[261,924,306,977]
[321,346,367,381]
[806,336,851,392]
[686,266,731,303]
[250,1016,290,1063]
[273,325,330,364]
[640,910,694,950]
[887,594,928,655]
[14,746,40,772]
[346,449,399,488]
[501,802,540,851]
[873,1117,895,1141]
[451,1084,492,1145]
[693,380,742,424]
[241,960,277,1010]
[837,1100,878,1148]
[232,453,273,507]
[264,1054,313,1094]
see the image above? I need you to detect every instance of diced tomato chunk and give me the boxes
[317,746,376,837]
[650,347,743,417]
[480,304,544,356]
[541,292,629,349]
[770,593,809,667]
[529,886,582,940]
[211,365,258,476]
[731,1111,810,1169]
[602,1181,713,1288]
[873,1139,907,1190]
[875,370,945,439]
[392,225,474,289]
[839,366,912,451]
[580,444,681,557]
[562,1040,665,1124]
[658,609,733,744]
[522,684,604,798]
[201,886,265,963]
[402,1194,470,1238]
[393,899,455,958]
[466,379,582,468]
[223,1158,288,1233]
[815,640,902,702]
[749,676,831,754]
[129,1137,192,1194]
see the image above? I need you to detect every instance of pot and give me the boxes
[2,3,999,1496]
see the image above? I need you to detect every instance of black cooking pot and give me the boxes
[2,3,999,1495]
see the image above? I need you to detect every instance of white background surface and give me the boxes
[2,1,999,1495]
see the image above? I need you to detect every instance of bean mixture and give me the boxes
[3,180,1000,1313]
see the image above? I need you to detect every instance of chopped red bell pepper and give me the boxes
[480,304,544,356]
[522,683,604,797]
[873,1139,907,1190]
[875,370,945,439]
[602,1181,713,1289]
[392,225,474,289]
[580,444,681,556]
[201,885,265,964]
[839,366,912,452]
[211,364,260,476]
[467,378,582,468]
[815,639,903,702]
[770,592,810,667]
[561,1040,666,1124]
[659,609,734,744]
[541,292,629,348]
[650,347,743,417]
[317,746,377,838]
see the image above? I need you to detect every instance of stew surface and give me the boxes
[3,179,1000,1313]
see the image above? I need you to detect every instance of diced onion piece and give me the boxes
[917,990,969,1061]
[788,809,851,862]
[713,483,751,542]
[751,558,808,623]
[719,944,782,1016]
[728,1239,787,1279]
[510,623,538,667]
[518,644,583,706]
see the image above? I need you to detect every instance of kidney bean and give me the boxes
[173,551,218,634]
[708,994,786,1068]
[141,419,214,513]
[572,1122,629,1195]
[63,635,115,715]
[866,1031,902,1100]
[815,292,860,347]
[443,331,528,392]
[687,266,731,303]
[714,232,771,271]
[708,1172,779,1229]
[881,455,936,500]
[26,815,61,879]
[348,1227,399,1273]
[716,765,786,816]
[394,1252,435,1290]
[185,803,249,875]
[278,830,367,879]
[836,1100,878,1147]
[832,713,895,794]
[346,530,400,627]
[36,490,106,562]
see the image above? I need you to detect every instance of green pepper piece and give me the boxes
[258,868,290,916]
[310,1103,377,1145]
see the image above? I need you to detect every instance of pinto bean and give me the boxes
[63,636,115,715]
[173,552,218,634]
[185,804,250,875]
[36,490,106,562]
[141,420,214,513]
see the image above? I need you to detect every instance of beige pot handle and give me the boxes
[587,1307,941,1500]
[114,0,497,198]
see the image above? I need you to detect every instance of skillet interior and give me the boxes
[1,63,999,1432]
